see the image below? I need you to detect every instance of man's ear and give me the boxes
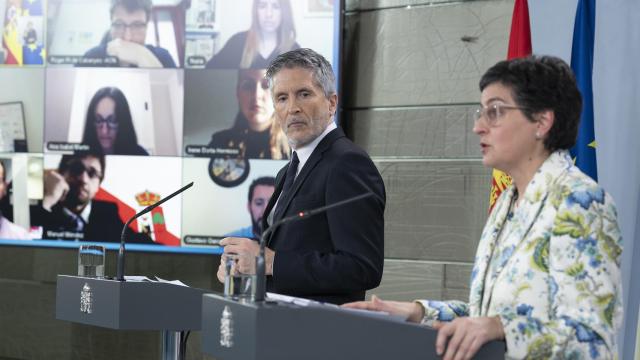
[328,93,338,118]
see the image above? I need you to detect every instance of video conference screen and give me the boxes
[0,0,341,253]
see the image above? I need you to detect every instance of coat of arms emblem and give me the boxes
[80,283,93,314]
[220,305,234,348]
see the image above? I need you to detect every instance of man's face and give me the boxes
[272,67,337,149]
[110,5,148,44]
[62,156,103,207]
[237,69,273,132]
[248,184,275,227]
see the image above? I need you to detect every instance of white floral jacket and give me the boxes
[418,150,623,359]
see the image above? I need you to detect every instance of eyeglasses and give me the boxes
[67,161,102,180]
[239,78,270,92]
[474,103,529,127]
[111,21,147,34]
[94,114,119,129]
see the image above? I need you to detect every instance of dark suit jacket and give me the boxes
[262,128,386,305]
[32,200,153,244]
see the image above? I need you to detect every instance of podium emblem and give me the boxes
[80,283,93,314]
[220,305,234,348]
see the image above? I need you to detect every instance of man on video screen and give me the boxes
[31,152,153,243]
[226,176,275,239]
[82,0,176,68]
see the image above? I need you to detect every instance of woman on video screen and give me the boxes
[206,0,299,69]
[82,87,149,156]
[209,69,289,159]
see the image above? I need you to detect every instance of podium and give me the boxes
[55,275,206,360]
[201,294,506,360]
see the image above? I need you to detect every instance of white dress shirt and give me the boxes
[268,121,338,226]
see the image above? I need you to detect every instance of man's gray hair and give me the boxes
[266,48,336,98]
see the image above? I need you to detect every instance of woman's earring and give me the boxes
[535,132,541,140]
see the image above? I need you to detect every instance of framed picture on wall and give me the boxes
[0,101,27,152]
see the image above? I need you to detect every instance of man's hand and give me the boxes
[215,237,276,284]
[43,169,69,211]
[106,39,163,68]
[342,295,425,323]
[433,316,505,360]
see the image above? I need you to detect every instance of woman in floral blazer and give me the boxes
[344,56,623,360]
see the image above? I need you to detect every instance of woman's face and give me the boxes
[94,96,118,152]
[473,82,539,173]
[256,0,282,34]
[237,69,273,131]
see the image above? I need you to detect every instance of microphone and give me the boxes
[253,191,374,301]
[116,182,194,281]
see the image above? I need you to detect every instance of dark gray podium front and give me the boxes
[56,275,205,360]
[201,294,505,360]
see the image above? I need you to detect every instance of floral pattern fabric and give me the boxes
[417,150,623,359]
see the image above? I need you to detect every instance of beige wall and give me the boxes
[342,0,512,301]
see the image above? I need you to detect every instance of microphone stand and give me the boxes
[253,192,373,302]
[116,182,194,281]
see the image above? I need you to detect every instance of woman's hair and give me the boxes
[81,86,141,155]
[479,55,583,152]
[240,0,296,69]
[269,112,290,160]
[230,112,290,160]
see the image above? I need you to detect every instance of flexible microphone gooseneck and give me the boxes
[254,191,374,301]
[116,182,194,281]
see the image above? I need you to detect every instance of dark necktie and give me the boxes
[273,152,299,221]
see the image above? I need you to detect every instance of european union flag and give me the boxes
[21,0,43,17]
[23,44,43,65]
[570,0,598,181]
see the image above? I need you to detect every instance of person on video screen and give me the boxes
[226,176,275,239]
[23,21,37,45]
[206,0,299,69]
[0,160,32,240]
[31,152,153,243]
[209,69,289,159]
[81,0,176,68]
[82,87,149,156]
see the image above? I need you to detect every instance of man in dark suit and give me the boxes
[31,151,152,243]
[217,48,386,304]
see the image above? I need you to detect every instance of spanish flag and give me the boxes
[2,4,23,65]
[489,0,532,211]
